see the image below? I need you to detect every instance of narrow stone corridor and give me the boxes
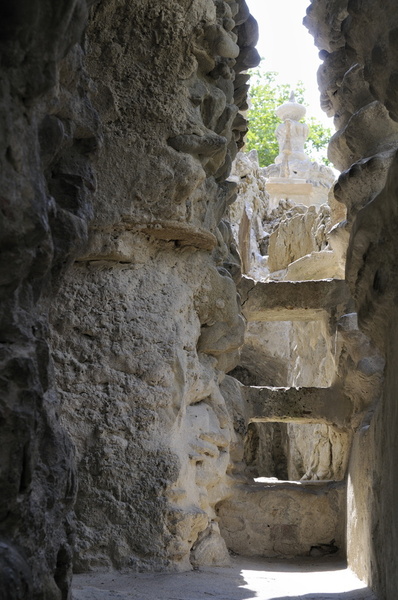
[73,556,376,600]
[3,1,398,598]
[215,98,359,560]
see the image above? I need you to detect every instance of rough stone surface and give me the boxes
[0,0,259,594]
[232,321,292,386]
[246,385,352,428]
[2,0,398,598]
[48,0,258,577]
[0,1,97,597]
[240,277,351,323]
[218,480,346,559]
[267,205,334,274]
[305,1,398,597]
[228,151,270,280]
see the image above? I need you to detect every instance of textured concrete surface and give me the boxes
[72,556,376,599]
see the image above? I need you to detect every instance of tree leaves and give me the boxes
[245,71,331,167]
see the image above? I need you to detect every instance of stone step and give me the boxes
[244,384,352,428]
[240,276,351,322]
[218,478,346,559]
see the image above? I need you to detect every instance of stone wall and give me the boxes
[51,252,245,572]
[0,0,258,596]
[50,0,260,578]
[0,1,97,597]
[218,480,345,558]
[305,1,398,597]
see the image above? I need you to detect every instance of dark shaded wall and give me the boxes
[0,0,98,598]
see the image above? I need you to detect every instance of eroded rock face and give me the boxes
[305,1,398,596]
[228,150,269,279]
[0,1,98,597]
[51,251,245,571]
[49,0,258,576]
[218,480,346,558]
[3,0,398,596]
[82,0,258,248]
[0,0,258,594]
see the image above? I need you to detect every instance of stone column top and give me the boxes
[275,91,307,122]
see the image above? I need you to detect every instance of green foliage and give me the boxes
[245,71,331,167]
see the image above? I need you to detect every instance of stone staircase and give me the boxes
[218,275,354,558]
[220,95,383,561]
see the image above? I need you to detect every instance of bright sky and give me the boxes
[245,0,333,130]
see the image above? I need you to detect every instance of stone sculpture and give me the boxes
[265,94,335,208]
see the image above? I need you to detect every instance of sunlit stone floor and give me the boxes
[73,556,377,599]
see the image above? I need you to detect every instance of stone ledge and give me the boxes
[77,222,218,261]
[139,222,218,250]
[244,384,352,428]
[235,478,346,492]
[240,277,351,322]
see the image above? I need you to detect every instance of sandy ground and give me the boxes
[72,556,377,600]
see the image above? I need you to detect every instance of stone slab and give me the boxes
[240,277,351,322]
[245,385,353,428]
